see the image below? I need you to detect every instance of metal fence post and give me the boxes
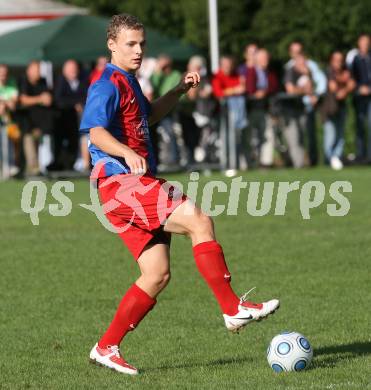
[227,105,237,170]
[219,100,228,170]
[0,125,10,180]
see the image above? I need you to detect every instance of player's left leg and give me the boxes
[90,242,170,374]
[164,200,279,332]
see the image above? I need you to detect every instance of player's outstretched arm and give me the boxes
[148,71,200,126]
[90,126,147,174]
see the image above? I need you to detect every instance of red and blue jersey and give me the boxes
[80,63,156,178]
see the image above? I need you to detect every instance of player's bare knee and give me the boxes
[148,270,171,290]
[161,271,171,287]
[194,211,214,235]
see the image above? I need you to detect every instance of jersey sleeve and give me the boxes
[79,80,120,134]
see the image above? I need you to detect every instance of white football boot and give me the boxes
[223,288,280,332]
[89,343,138,375]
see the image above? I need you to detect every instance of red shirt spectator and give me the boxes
[89,56,109,85]
[212,56,245,99]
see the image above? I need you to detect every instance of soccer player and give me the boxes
[80,14,280,375]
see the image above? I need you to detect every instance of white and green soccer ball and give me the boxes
[267,331,313,372]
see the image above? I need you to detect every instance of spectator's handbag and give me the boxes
[6,122,21,142]
[320,92,338,120]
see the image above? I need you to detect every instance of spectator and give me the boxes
[0,65,18,121]
[18,61,53,176]
[150,54,182,166]
[245,48,279,167]
[321,51,355,170]
[187,56,218,164]
[137,57,156,101]
[178,55,217,166]
[346,47,359,70]
[52,59,89,171]
[89,56,108,85]
[238,43,258,80]
[0,64,20,175]
[351,33,371,163]
[283,53,313,167]
[286,41,327,166]
[212,55,247,169]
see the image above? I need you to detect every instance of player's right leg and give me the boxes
[164,200,279,332]
[90,242,170,374]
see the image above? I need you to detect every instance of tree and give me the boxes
[62,0,371,64]
[62,0,261,61]
[248,0,371,63]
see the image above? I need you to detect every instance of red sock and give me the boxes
[98,283,156,349]
[193,240,240,316]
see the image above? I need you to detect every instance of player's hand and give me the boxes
[123,148,148,175]
[177,72,201,94]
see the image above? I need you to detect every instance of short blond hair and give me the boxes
[107,14,144,42]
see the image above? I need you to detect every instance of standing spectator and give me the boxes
[238,43,258,80]
[321,51,355,170]
[245,48,279,167]
[351,33,371,163]
[0,64,20,175]
[286,41,327,166]
[89,56,108,85]
[283,54,313,167]
[18,61,53,176]
[212,55,247,169]
[52,59,89,171]
[150,54,181,166]
[137,57,157,101]
[212,55,245,99]
[346,47,359,70]
[178,55,216,166]
[0,65,18,120]
[186,56,218,164]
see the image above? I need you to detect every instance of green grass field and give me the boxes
[1,167,371,389]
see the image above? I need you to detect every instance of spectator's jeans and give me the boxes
[227,96,248,168]
[353,95,371,160]
[227,96,248,131]
[158,116,179,164]
[323,106,346,162]
[247,108,275,166]
[282,112,305,168]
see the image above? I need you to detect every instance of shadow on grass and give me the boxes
[312,341,371,369]
[145,356,253,373]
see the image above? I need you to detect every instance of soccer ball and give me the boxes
[267,331,313,372]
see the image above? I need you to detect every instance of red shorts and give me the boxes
[98,174,187,260]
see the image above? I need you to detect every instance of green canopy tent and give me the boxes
[0,14,200,65]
